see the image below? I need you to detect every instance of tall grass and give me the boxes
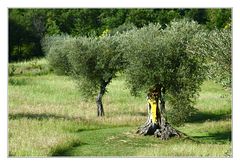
[8,59,231,157]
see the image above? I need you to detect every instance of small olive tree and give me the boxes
[119,20,206,139]
[187,28,231,88]
[56,34,124,116]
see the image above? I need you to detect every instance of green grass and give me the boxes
[8,59,232,157]
[9,58,50,77]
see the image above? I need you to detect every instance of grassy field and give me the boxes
[8,59,232,157]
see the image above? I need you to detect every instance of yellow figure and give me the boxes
[148,98,157,124]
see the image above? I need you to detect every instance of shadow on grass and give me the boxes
[191,130,231,144]
[75,128,104,133]
[9,112,85,121]
[50,141,88,156]
[9,77,30,86]
[187,109,231,123]
[136,111,147,116]
[109,111,147,117]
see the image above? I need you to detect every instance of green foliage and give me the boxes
[8,59,50,77]
[9,9,46,61]
[167,94,197,125]
[9,77,28,86]
[120,19,207,125]
[206,9,231,29]
[9,64,16,77]
[65,34,125,99]
[46,19,61,35]
[43,33,125,99]
[109,23,136,35]
[42,35,72,75]
[9,9,231,62]
[187,28,231,88]
[98,9,128,30]
[185,9,208,24]
[118,23,162,95]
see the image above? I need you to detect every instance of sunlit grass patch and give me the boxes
[9,58,50,76]
[135,142,230,157]
[9,118,79,156]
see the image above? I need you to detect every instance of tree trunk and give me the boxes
[96,84,106,116]
[96,79,111,116]
[137,85,181,140]
[96,94,104,116]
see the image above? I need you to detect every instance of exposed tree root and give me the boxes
[137,118,182,140]
[136,84,189,140]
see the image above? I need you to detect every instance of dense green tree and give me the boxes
[68,35,125,116]
[9,18,28,61]
[45,19,61,35]
[206,9,231,29]
[9,9,46,61]
[125,9,155,27]
[9,8,231,62]
[119,19,206,139]
[178,8,231,29]
[99,9,128,30]
[67,9,102,36]
[185,9,208,24]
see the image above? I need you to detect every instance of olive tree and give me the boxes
[119,20,206,140]
[187,28,231,88]
[55,34,124,116]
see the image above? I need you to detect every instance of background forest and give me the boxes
[9,9,231,62]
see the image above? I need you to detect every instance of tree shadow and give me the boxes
[137,111,147,116]
[9,112,85,121]
[187,109,231,123]
[75,128,103,133]
[191,130,231,144]
[107,111,147,117]
[51,141,88,156]
[184,108,231,144]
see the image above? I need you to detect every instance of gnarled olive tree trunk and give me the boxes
[96,79,111,116]
[137,85,181,140]
[96,83,106,116]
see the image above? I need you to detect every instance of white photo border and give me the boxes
[0,0,239,164]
